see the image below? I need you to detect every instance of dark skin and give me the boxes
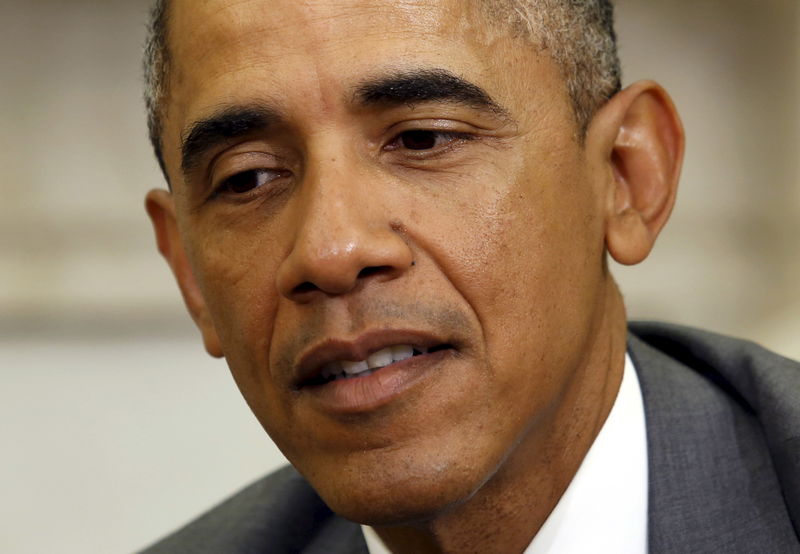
[146,1,684,552]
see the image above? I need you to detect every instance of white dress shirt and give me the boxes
[363,353,648,554]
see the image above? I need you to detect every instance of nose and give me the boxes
[275,163,414,300]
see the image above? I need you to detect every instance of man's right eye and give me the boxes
[218,168,287,195]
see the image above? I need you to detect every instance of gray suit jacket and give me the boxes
[141,322,800,553]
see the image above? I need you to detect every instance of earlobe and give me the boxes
[589,80,685,266]
[145,189,224,358]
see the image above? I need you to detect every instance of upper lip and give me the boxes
[293,329,450,388]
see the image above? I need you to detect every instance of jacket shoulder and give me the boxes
[628,321,800,440]
[138,465,364,554]
[628,321,800,548]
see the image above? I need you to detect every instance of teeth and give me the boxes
[320,344,429,382]
[367,347,394,369]
[391,344,414,362]
[342,360,369,375]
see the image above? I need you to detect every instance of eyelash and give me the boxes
[384,129,474,156]
[213,168,290,198]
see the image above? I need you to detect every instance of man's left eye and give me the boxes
[217,168,287,195]
[387,130,467,151]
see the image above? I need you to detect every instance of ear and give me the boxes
[587,80,685,265]
[145,189,224,358]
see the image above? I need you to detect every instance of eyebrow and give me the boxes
[179,70,511,176]
[181,105,282,175]
[354,68,512,120]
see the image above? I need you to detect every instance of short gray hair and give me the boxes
[143,0,621,176]
[496,0,621,131]
[143,0,170,177]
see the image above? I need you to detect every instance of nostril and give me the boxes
[292,281,318,295]
[357,266,392,280]
[287,264,405,298]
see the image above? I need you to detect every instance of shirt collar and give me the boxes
[524,353,648,554]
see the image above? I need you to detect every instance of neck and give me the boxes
[372,279,629,554]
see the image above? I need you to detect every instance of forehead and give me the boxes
[169,0,492,51]
[167,0,502,90]
[161,0,567,174]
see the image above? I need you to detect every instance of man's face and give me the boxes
[160,0,611,523]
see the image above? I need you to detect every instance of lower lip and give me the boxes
[301,349,453,414]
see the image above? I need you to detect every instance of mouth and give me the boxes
[292,330,458,412]
[301,343,454,387]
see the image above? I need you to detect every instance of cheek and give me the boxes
[413,149,605,392]
[185,220,285,393]
[426,168,601,323]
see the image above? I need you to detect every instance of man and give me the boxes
[139,0,800,552]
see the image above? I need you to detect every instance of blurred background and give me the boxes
[1,0,797,552]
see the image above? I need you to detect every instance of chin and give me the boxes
[321,480,471,527]
[302,452,488,526]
